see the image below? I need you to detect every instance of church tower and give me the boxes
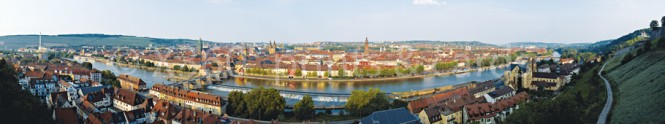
[198,38,203,54]
[268,40,277,54]
[364,37,369,54]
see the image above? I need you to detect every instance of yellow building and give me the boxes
[117,74,146,91]
[442,109,463,124]
[418,107,443,124]
[521,58,564,91]
[503,66,521,89]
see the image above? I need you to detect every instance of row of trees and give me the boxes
[137,59,155,67]
[173,65,196,72]
[351,65,425,78]
[435,61,458,71]
[227,87,286,121]
[245,68,275,75]
[226,87,395,121]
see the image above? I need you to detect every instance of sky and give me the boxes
[1,0,664,44]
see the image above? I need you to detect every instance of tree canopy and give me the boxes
[345,88,389,116]
[229,87,285,121]
[294,94,315,120]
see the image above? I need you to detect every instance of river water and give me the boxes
[74,58,509,106]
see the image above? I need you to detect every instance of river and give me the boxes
[73,58,509,106]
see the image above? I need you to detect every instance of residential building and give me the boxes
[149,84,224,115]
[418,106,443,124]
[117,74,147,91]
[113,88,150,111]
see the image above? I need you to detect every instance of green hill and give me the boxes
[0,34,209,49]
[605,50,665,123]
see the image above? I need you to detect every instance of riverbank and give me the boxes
[71,56,200,82]
[233,64,509,82]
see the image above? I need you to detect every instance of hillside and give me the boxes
[0,34,209,49]
[581,29,650,54]
[605,49,665,123]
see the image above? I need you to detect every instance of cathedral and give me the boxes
[504,58,567,91]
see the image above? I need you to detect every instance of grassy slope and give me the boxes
[0,34,201,49]
[606,50,665,123]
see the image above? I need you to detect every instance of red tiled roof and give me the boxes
[151,84,223,106]
[114,88,144,105]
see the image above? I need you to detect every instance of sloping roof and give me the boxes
[408,97,434,113]
[117,74,146,85]
[114,88,144,106]
[360,108,420,124]
[85,113,103,124]
[490,86,514,98]
[151,84,223,106]
[24,70,44,78]
[79,86,108,95]
[152,100,180,120]
[84,91,107,103]
[173,108,221,124]
[532,81,557,88]
[423,106,442,123]
[54,107,79,124]
[533,72,558,79]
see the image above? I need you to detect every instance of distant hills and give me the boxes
[0,34,209,49]
[0,32,646,50]
[393,40,498,47]
[501,42,593,48]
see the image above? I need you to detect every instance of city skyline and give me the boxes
[2,0,665,44]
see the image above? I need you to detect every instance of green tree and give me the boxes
[243,87,285,120]
[82,62,93,70]
[295,69,302,77]
[101,70,120,87]
[227,91,245,116]
[323,71,330,78]
[294,94,315,120]
[345,88,389,116]
[337,69,345,77]
[182,65,190,72]
[173,65,181,70]
[416,65,425,74]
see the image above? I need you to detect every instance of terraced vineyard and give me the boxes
[605,50,665,123]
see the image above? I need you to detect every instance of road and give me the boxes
[597,46,631,124]
[596,55,613,124]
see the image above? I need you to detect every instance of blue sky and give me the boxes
[1,0,664,44]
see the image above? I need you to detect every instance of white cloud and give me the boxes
[413,0,445,6]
